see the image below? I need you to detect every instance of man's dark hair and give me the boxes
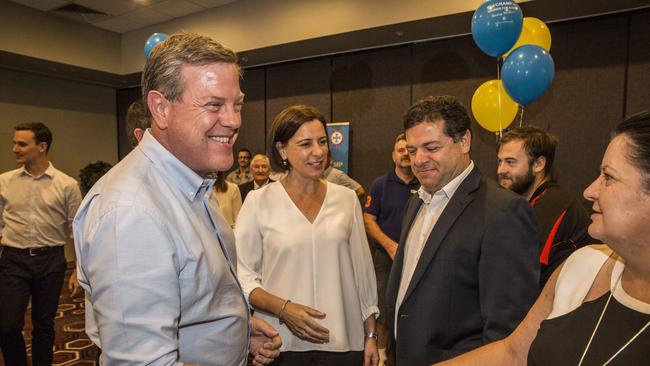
[14,122,53,152]
[614,110,650,192]
[125,99,151,148]
[268,105,327,172]
[79,161,113,196]
[499,126,558,176]
[238,148,252,158]
[403,96,471,142]
[213,171,228,193]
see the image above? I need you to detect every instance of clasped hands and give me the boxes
[249,317,283,365]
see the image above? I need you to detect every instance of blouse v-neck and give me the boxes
[279,179,329,224]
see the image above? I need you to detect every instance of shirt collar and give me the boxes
[20,162,54,179]
[138,130,213,202]
[388,169,418,186]
[253,179,269,190]
[529,179,556,203]
[418,161,474,205]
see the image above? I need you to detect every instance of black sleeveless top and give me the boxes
[528,293,650,365]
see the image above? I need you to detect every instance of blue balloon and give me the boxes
[144,33,169,59]
[501,45,555,105]
[471,0,523,57]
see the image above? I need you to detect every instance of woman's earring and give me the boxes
[282,159,288,166]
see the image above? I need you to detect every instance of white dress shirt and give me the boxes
[0,163,81,248]
[395,161,474,335]
[235,181,379,352]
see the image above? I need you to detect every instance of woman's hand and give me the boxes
[281,302,330,344]
[364,336,379,366]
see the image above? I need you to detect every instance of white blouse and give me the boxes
[235,181,378,352]
[209,181,242,228]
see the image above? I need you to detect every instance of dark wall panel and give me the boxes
[409,15,629,203]
[238,68,267,156]
[332,46,412,189]
[524,17,628,201]
[626,10,650,116]
[266,59,332,123]
[411,35,497,182]
[113,10,643,206]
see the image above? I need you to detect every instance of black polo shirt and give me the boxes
[364,170,419,242]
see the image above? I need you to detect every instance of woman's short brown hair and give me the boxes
[268,105,327,172]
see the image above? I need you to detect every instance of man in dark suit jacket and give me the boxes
[239,154,274,201]
[386,96,539,365]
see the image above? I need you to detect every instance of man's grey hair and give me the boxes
[251,154,270,166]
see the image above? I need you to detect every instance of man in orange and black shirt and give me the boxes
[497,126,597,286]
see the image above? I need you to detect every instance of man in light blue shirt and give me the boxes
[73,33,281,365]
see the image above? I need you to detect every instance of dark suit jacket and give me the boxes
[239,179,274,202]
[386,167,539,365]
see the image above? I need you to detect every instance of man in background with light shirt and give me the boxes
[227,148,253,185]
[0,122,82,366]
[385,96,539,365]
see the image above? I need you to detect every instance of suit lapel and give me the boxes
[402,167,481,303]
[387,194,421,306]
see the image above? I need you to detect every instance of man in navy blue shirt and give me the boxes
[364,133,419,364]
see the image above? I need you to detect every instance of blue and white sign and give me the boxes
[326,122,350,174]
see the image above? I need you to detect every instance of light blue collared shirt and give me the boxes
[73,130,250,365]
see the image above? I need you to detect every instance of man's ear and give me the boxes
[37,142,48,153]
[147,91,171,130]
[532,156,547,175]
[133,128,145,143]
[459,129,472,154]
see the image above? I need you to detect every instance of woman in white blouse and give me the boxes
[208,171,242,228]
[235,105,379,366]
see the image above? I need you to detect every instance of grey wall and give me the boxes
[0,69,118,177]
[0,68,118,261]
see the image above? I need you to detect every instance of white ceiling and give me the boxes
[10,0,238,33]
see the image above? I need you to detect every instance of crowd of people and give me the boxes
[1,31,648,366]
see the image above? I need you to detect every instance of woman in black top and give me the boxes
[436,111,650,365]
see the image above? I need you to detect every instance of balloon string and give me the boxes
[497,58,501,81]
[519,106,525,127]
[497,58,502,137]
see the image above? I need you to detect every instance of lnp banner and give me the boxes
[326,122,350,174]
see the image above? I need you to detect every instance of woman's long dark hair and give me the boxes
[213,171,228,193]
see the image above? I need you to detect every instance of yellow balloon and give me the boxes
[471,80,519,133]
[503,17,552,58]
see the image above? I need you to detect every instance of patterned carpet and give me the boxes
[0,269,99,366]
